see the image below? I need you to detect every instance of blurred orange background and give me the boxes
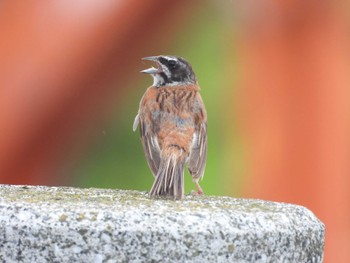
[0,1,349,262]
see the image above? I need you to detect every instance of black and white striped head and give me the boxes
[141,55,197,87]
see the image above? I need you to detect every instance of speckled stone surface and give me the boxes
[0,185,324,263]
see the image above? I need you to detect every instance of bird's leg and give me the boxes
[192,179,204,195]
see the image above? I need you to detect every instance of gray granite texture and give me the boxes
[0,185,324,263]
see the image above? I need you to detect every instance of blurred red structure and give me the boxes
[238,1,350,262]
[0,1,196,183]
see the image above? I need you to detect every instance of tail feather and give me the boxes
[150,152,185,200]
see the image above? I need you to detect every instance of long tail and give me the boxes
[150,148,185,200]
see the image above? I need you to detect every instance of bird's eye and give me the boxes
[168,60,177,69]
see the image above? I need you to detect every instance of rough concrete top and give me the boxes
[0,185,324,263]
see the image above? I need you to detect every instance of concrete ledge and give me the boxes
[0,185,324,262]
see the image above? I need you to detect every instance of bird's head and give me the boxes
[141,55,197,87]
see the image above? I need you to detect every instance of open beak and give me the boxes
[142,56,159,62]
[140,67,158,74]
[141,56,161,74]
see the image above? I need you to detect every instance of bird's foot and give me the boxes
[191,181,204,196]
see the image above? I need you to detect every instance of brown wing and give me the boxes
[187,93,207,181]
[133,88,161,177]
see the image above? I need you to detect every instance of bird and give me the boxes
[133,55,207,200]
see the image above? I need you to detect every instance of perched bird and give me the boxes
[133,55,207,200]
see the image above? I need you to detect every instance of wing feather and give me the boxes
[133,113,140,132]
[139,117,160,177]
[188,123,207,180]
[133,87,161,177]
[187,93,207,181]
